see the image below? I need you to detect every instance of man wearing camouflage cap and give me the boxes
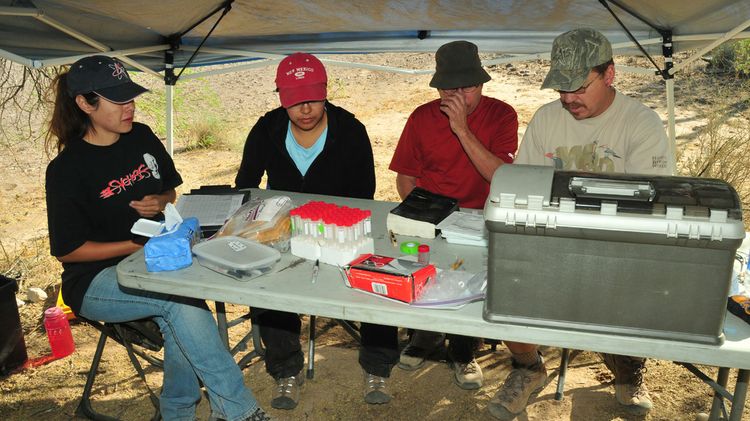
[493,28,675,420]
[515,28,674,173]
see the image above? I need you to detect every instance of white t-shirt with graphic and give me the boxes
[515,90,674,175]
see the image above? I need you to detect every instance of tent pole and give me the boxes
[164,49,176,156]
[661,31,677,171]
[666,78,676,163]
[165,84,174,156]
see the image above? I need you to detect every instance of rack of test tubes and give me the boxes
[290,201,374,266]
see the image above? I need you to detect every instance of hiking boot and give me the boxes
[363,371,392,404]
[271,374,303,410]
[451,359,484,390]
[398,330,445,370]
[488,360,547,420]
[602,354,653,415]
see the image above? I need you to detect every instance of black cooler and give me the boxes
[482,164,744,345]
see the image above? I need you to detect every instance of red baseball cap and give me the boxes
[275,53,327,108]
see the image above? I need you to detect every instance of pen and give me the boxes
[451,257,464,270]
[311,259,320,284]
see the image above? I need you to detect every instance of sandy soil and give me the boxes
[1,52,749,421]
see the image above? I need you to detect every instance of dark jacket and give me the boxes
[235,101,376,199]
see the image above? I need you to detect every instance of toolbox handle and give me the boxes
[569,177,655,201]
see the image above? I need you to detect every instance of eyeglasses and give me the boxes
[439,84,481,94]
[556,74,602,95]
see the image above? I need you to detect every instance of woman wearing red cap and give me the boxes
[45,55,272,421]
[236,53,398,409]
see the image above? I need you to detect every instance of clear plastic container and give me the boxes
[193,236,281,281]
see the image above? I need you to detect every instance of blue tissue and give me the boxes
[144,217,199,272]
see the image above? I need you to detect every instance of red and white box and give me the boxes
[346,254,436,303]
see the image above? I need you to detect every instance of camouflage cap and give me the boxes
[541,28,613,91]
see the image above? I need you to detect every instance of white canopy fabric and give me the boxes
[1,0,749,70]
[1,0,749,153]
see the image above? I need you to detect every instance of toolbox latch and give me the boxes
[666,206,684,220]
[499,193,516,209]
[600,201,617,216]
[709,209,728,223]
[559,198,576,213]
[528,195,544,210]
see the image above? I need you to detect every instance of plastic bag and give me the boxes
[216,196,292,252]
[411,269,487,308]
[144,217,200,272]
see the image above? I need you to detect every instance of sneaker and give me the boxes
[398,330,445,371]
[363,371,392,404]
[452,359,484,390]
[602,354,653,415]
[271,374,303,410]
[487,360,547,420]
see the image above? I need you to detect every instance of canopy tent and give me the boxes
[1,0,749,154]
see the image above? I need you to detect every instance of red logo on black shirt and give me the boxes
[99,164,152,199]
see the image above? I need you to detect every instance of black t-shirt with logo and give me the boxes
[46,122,182,313]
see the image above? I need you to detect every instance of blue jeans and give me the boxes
[80,266,258,421]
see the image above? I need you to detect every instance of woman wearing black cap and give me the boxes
[44,55,272,421]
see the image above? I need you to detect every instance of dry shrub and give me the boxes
[183,117,222,150]
[677,107,750,228]
[0,237,60,293]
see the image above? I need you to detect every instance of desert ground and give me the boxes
[1,52,749,420]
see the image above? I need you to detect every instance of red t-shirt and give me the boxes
[389,96,518,209]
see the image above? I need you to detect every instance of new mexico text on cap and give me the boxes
[275,53,328,108]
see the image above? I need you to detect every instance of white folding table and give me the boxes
[117,189,750,421]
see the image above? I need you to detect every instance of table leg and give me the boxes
[709,367,730,421]
[307,315,316,379]
[555,348,570,401]
[215,301,229,350]
[729,369,749,421]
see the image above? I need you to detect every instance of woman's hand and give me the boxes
[129,189,177,217]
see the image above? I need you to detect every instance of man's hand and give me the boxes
[129,194,167,218]
[439,93,470,137]
[396,174,418,200]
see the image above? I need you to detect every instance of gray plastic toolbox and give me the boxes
[483,164,744,344]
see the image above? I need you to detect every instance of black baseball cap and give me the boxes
[66,55,148,104]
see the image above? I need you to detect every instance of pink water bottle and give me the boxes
[44,306,75,358]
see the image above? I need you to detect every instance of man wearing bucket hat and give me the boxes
[389,41,518,389]
[236,53,400,408]
[494,29,676,420]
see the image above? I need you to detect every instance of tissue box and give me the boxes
[346,254,436,303]
[144,217,199,272]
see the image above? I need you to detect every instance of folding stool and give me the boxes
[76,317,163,421]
